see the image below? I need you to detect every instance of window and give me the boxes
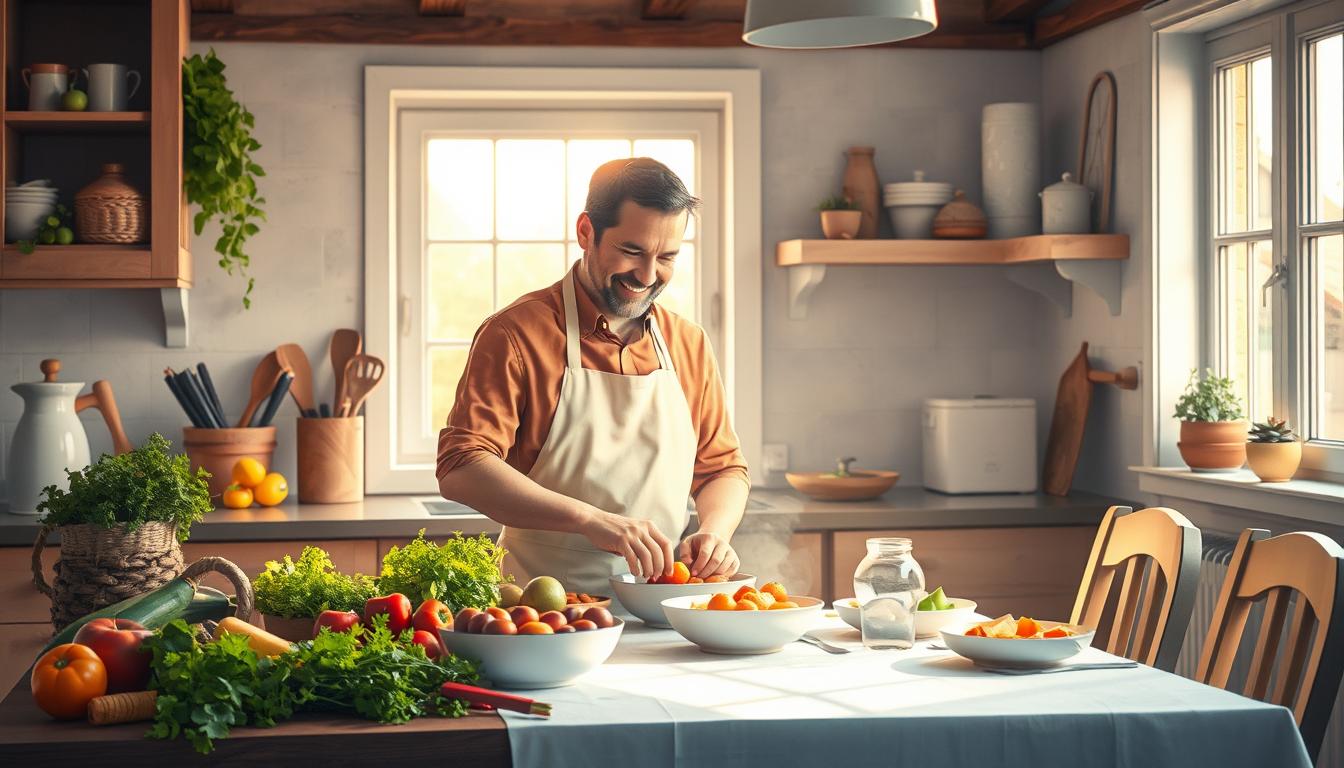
[1207,1,1344,473]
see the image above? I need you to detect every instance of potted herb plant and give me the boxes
[1173,369,1248,471]
[33,433,213,629]
[817,195,862,240]
[1246,417,1302,482]
[252,546,378,641]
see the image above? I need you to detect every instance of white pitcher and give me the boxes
[6,359,132,515]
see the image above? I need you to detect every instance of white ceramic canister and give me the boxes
[981,103,1041,239]
[7,368,89,515]
[1040,172,1093,234]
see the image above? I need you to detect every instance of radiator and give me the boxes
[1174,533,1343,767]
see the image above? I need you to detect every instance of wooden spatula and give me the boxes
[329,328,362,414]
[1042,342,1139,496]
[238,352,284,428]
[276,343,318,418]
[339,354,385,417]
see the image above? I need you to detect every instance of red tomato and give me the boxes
[453,608,481,633]
[72,618,152,693]
[484,619,518,635]
[538,611,568,631]
[31,644,107,719]
[413,599,453,635]
[467,612,494,634]
[411,629,443,660]
[314,610,362,638]
[508,606,540,626]
[364,594,413,634]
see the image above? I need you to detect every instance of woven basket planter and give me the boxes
[33,520,184,631]
[74,163,148,244]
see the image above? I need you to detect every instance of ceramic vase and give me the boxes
[842,146,881,239]
[981,103,1040,238]
[1246,441,1302,482]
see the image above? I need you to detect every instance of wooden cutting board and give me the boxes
[1042,342,1140,496]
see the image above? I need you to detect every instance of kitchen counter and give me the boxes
[0,487,1120,547]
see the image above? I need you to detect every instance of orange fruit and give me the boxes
[740,591,771,610]
[733,599,759,611]
[760,582,788,602]
[706,593,735,611]
[253,472,289,506]
[705,575,728,583]
[518,621,554,635]
[769,601,798,610]
[1016,617,1041,638]
[667,562,691,585]
[733,586,757,602]
[687,577,704,584]
[231,457,266,488]
[1042,626,1069,639]
[221,483,253,509]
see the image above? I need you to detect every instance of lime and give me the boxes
[62,88,87,111]
[38,229,55,245]
[55,226,74,245]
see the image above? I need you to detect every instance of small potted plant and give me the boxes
[1173,369,1248,471]
[817,195,861,240]
[1246,417,1302,482]
[252,545,378,641]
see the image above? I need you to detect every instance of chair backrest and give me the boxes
[1070,505,1202,672]
[1196,528,1344,763]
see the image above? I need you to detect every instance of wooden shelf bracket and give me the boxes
[160,288,189,347]
[786,264,827,320]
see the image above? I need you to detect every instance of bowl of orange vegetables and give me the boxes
[940,614,1095,668]
[660,582,823,654]
[610,564,754,628]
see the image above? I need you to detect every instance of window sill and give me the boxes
[1131,466,1344,526]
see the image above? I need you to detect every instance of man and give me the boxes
[437,158,750,594]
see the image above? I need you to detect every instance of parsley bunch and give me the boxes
[377,530,506,611]
[253,546,378,618]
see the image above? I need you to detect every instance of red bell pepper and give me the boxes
[364,593,413,634]
[411,629,443,660]
[313,610,362,638]
[413,599,453,635]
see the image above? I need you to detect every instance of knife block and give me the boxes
[296,416,363,503]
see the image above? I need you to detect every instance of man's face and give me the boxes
[576,200,687,319]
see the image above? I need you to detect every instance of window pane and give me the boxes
[1249,57,1273,232]
[427,139,493,241]
[1251,240,1274,420]
[497,243,567,305]
[1219,240,1275,419]
[428,243,493,342]
[567,140,632,227]
[1310,34,1343,225]
[497,140,565,240]
[430,346,470,432]
[1316,233,1344,440]
[1222,242,1251,408]
[1220,61,1250,234]
[658,243,695,319]
[635,139,698,238]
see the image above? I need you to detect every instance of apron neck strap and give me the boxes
[562,264,675,373]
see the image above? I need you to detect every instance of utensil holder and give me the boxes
[296,416,363,503]
[183,426,278,499]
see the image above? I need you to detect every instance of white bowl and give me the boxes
[939,620,1095,668]
[661,594,824,654]
[887,204,942,239]
[5,201,55,241]
[437,619,624,689]
[610,572,755,628]
[832,597,978,637]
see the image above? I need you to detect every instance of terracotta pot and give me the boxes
[1179,420,1249,444]
[261,614,316,642]
[819,210,862,240]
[842,146,881,239]
[1246,441,1302,482]
[1175,420,1247,471]
[183,426,278,499]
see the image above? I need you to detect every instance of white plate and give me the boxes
[661,594,823,654]
[610,572,754,628]
[437,618,624,689]
[833,597,979,637]
[939,620,1095,668]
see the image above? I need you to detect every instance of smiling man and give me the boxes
[437,158,750,594]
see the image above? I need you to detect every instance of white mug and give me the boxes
[84,63,141,112]
[21,64,68,111]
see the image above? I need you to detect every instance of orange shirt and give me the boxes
[436,271,749,497]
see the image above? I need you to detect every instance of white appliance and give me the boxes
[922,398,1037,494]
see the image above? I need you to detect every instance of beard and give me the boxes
[587,262,666,319]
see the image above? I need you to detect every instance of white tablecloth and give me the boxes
[499,618,1312,768]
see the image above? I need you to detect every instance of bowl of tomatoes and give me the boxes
[660,583,823,654]
[438,605,623,689]
[610,566,755,628]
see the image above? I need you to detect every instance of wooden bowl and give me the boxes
[785,470,899,501]
[565,596,612,610]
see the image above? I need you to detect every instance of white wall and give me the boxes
[0,41,1046,497]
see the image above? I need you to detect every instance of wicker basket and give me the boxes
[74,163,148,244]
[33,521,184,630]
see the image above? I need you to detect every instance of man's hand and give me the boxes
[578,510,675,579]
[679,532,740,578]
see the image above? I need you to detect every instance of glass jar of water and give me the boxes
[853,537,925,650]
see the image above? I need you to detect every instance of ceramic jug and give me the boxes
[6,359,132,515]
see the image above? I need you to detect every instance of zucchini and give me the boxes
[180,586,234,624]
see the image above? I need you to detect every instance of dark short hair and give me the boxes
[583,157,700,246]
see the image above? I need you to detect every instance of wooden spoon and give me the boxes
[339,354,385,417]
[238,352,284,428]
[275,343,318,418]
[328,328,362,414]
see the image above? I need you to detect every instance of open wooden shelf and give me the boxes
[776,234,1130,319]
[3,111,151,132]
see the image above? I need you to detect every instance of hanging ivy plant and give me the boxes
[182,49,265,308]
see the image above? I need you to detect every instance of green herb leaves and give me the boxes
[183,50,266,309]
[253,546,379,618]
[377,530,506,612]
[1173,368,1245,422]
[35,433,211,542]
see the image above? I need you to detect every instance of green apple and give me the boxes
[55,226,74,245]
[62,88,88,111]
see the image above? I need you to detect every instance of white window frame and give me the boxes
[364,66,762,494]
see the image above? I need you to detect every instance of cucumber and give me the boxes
[180,586,234,624]
[40,576,198,658]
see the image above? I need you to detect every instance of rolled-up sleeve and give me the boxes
[689,327,750,497]
[436,317,526,480]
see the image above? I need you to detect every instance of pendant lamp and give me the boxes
[742,0,939,49]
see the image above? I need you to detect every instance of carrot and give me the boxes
[88,691,158,725]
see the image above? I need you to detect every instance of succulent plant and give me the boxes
[1248,417,1296,443]
[816,195,859,212]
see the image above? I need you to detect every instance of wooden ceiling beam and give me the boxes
[983,0,1051,23]
[419,0,468,15]
[1032,0,1147,47]
[642,0,696,19]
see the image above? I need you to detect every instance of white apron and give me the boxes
[498,267,697,595]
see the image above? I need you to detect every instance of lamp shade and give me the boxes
[742,0,939,48]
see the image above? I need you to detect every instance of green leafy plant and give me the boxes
[36,433,211,542]
[1249,416,1296,443]
[183,49,266,308]
[1172,369,1244,422]
[816,194,858,212]
[253,546,379,618]
[16,204,74,254]
[377,529,506,611]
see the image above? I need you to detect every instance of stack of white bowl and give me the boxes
[884,171,954,239]
[5,180,58,241]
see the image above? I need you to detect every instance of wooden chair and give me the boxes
[1196,528,1344,763]
[1071,505,1202,672]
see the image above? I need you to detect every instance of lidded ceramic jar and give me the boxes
[1039,172,1093,234]
[932,190,988,239]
